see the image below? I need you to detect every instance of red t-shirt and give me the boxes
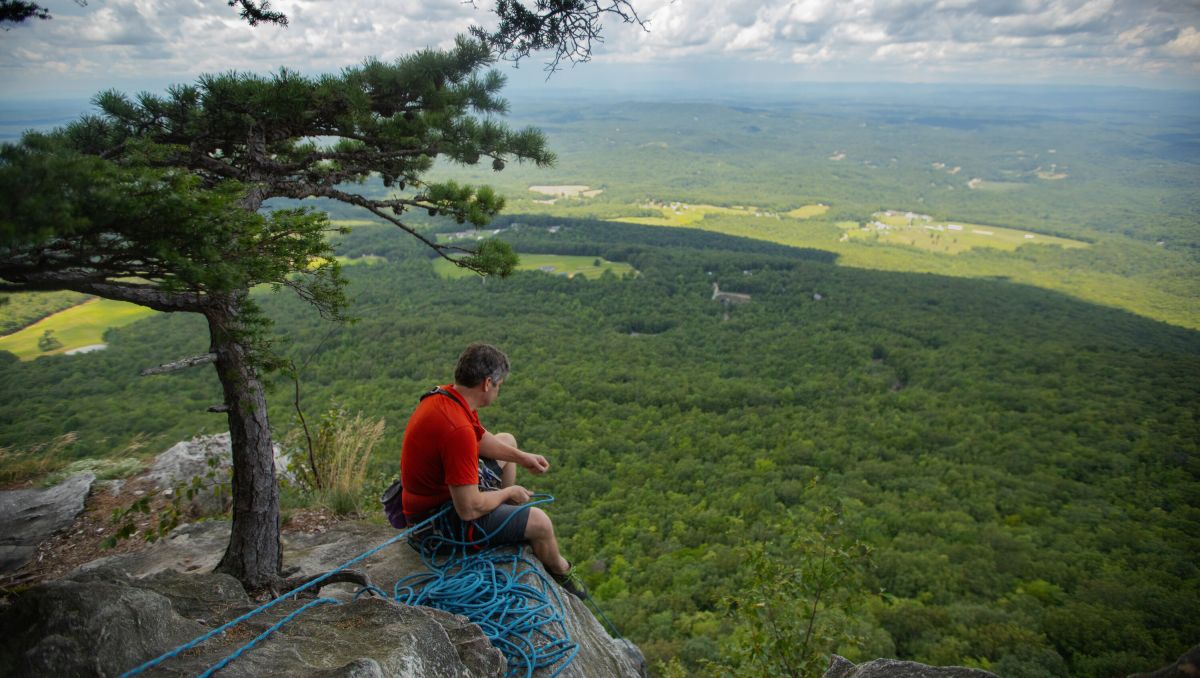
[400,385,486,519]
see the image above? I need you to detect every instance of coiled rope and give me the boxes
[394,494,579,677]
[120,496,582,678]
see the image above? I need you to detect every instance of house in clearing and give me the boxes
[712,282,751,305]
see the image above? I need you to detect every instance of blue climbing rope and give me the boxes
[197,597,341,678]
[119,505,452,678]
[394,494,579,677]
[119,496,582,678]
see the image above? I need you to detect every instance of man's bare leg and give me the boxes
[524,507,569,574]
[494,432,519,488]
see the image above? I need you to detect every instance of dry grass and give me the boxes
[321,413,385,515]
[0,432,77,487]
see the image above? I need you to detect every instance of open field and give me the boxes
[784,204,830,219]
[594,208,1198,330]
[0,290,91,336]
[611,201,765,227]
[846,210,1090,254]
[528,185,604,199]
[307,254,388,270]
[0,298,157,360]
[433,253,636,280]
[330,220,385,229]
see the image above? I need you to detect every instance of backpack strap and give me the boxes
[420,386,473,414]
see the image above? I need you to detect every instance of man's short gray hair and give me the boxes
[454,343,510,388]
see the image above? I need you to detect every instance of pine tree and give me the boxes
[0,37,552,589]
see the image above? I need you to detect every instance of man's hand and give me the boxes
[520,452,550,475]
[506,485,532,505]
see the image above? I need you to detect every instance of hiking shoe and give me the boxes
[550,563,587,599]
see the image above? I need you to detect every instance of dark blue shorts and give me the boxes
[448,500,531,547]
[410,497,531,549]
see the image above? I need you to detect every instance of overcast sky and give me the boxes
[1,0,1198,100]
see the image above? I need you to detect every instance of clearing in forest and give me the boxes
[307,255,388,269]
[528,185,604,199]
[0,298,157,361]
[843,211,1090,254]
[434,253,636,280]
[784,204,829,219]
[611,201,770,227]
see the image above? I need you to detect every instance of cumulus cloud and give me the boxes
[1,0,1197,96]
[1165,26,1200,56]
[609,0,1199,83]
[1,0,482,93]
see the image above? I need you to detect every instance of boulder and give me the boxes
[0,472,95,573]
[146,433,289,515]
[78,521,229,578]
[0,569,505,678]
[824,655,1000,678]
[5,519,645,677]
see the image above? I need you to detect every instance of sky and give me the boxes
[1,0,1198,101]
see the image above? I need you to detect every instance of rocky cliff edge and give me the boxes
[0,520,646,677]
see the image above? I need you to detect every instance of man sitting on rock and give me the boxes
[399,342,585,597]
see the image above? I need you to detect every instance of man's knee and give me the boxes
[524,507,555,541]
[495,432,517,448]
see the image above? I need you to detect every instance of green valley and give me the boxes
[2,216,1196,677]
[414,95,1198,330]
[2,88,1197,678]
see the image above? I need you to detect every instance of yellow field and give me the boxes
[330,220,384,229]
[626,208,1196,328]
[307,255,388,270]
[0,298,157,361]
[847,212,1089,254]
[784,204,830,219]
[612,202,762,227]
[434,253,636,280]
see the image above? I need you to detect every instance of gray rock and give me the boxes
[824,655,1000,678]
[0,571,504,678]
[146,433,290,516]
[0,575,208,676]
[0,472,95,572]
[556,584,647,678]
[79,520,230,577]
[16,519,644,677]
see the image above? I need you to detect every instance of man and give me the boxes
[400,343,585,597]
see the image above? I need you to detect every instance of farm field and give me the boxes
[844,210,1091,254]
[0,298,157,360]
[415,96,1196,331]
[433,253,636,280]
[308,254,388,269]
[0,290,91,335]
[528,184,604,200]
[611,201,764,226]
[585,207,1197,329]
[785,204,830,219]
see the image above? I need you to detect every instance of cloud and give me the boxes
[609,0,1200,84]
[1164,26,1200,56]
[1,0,1197,96]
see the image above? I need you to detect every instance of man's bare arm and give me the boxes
[478,431,550,474]
[448,483,532,521]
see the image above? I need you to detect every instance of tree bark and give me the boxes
[208,290,281,589]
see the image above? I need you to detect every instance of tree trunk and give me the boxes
[208,290,281,590]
